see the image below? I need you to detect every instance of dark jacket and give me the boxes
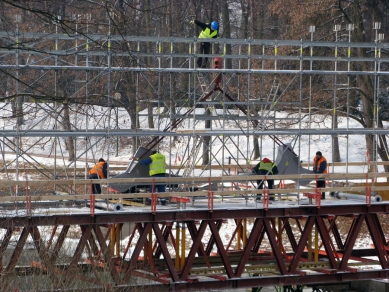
[313,155,327,174]
[252,158,278,175]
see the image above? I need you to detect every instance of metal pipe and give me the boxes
[335,192,382,202]
[87,201,123,211]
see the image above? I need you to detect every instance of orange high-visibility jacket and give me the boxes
[88,161,106,178]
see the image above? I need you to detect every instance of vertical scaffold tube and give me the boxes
[115,224,120,257]
[147,227,152,264]
[308,228,313,261]
[175,222,180,271]
[110,225,115,255]
[243,219,247,247]
[314,226,319,262]
[277,218,281,247]
[237,222,241,250]
[181,223,186,269]
[110,224,121,257]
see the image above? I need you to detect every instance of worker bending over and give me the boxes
[252,158,278,201]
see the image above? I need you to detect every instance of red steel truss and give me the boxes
[1,202,389,291]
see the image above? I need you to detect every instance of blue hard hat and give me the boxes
[211,21,218,30]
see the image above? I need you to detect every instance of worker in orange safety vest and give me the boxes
[88,158,108,194]
[313,151,327,199]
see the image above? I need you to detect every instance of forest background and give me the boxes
[0,0,389,176]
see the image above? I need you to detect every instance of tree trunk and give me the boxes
[62,103,75,161]
[332,114,341,162]
[121,74,139,156]
[253,136,260,160]
[248,0,261,159]
[202,107,211,165]
[240,0,249,39]
[221,0,231,69]
[145,0,154,130]
[350,2,376,171]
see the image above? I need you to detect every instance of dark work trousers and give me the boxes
[197,42,211,68]
[256,170,274,201]
[150,173,166,193]
[316,178,326,199]
[89,173,101,194]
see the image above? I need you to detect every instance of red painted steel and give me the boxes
[213,57,223,87]
[151,178,157,214]
[263,183,269,210]
[304,191,322,208]
[170,196,190,203]
[89,182,95,216]
[25,179,31,216]
[1,204,389,290]
[366,173,372,205]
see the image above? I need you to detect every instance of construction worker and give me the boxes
[190,18,219,68]
[252,158,279,201]
[88,158,108,194]
[313,151,327,199]
[139,150,166,193]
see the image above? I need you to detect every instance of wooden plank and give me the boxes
[1,172,388,188]
[0,185,387,203]
[2,161,389,173]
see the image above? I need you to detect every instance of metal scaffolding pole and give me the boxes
[0,29,387,193]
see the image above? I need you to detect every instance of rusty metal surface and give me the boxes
[0,200,389,290]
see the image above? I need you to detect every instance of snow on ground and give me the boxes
[0,104,380,174]
[0,105,387,291]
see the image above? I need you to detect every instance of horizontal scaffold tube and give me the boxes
[336,192,382,202]
[86,200,123,212]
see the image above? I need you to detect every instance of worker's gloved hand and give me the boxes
[189,19,194,25]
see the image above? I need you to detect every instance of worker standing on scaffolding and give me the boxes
[252,158,278,201]
[313,151,327,199]
[88,158,108,194]
[139,150,167,194]
[190,18,219,68]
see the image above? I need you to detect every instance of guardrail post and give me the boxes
[89,189,95,217]
[315,189,321,208]
[26,178,31,216]
[366,173,371,206]
[263,183,269,210]
[151,178,157,214]
[208,177,214,212]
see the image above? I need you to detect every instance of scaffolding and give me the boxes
[0,29,388,196]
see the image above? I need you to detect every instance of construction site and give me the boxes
[1,22,389,291]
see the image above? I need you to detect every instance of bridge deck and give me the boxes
[0,196,388,291]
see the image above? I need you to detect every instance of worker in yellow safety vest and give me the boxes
[252,158,279,201]
[190,18,219,68]
[139,150,166,193]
